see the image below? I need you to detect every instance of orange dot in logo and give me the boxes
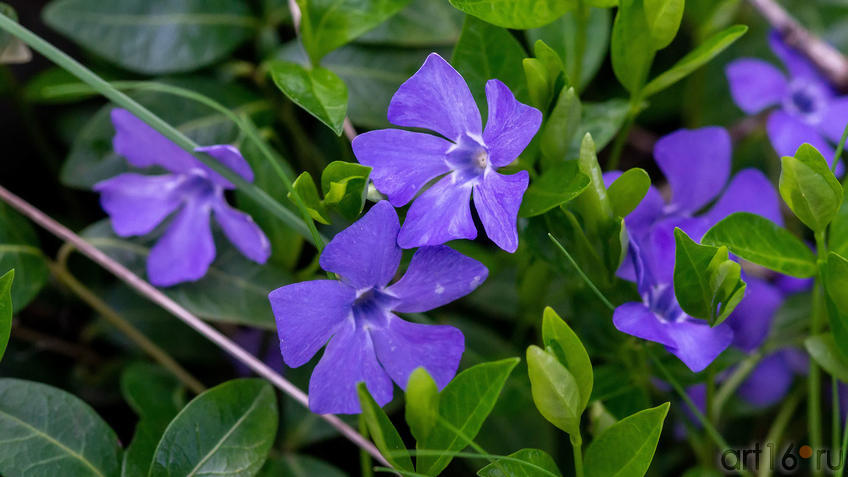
[800,445,813,459]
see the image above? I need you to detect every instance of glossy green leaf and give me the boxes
[477,448,562,477]
[0,270,12,364]
[418,358,520,476]
[610,0,656,94]
[574,133,614,233]
[258,454,347,477]
[296,0,411,64]
[150,379,278,476]
[358,0,464,46]
[43,0,255,74]
[607,168,650,218]
[452,15,528,115]
[533,40,567,89]
[405,367,440,443]
[320,161,372,220]
[829,196,848,257]
[779,143,843,232]
[824,252,848,315]
[542,307,593,411]
[642,24,747,98]
[269,60,349,136]
[527,345,582,436]
[673,228,746,326]
[519,161,590,218]
[584,402,670,477]
[449,0,575,29]
[643,0,684,50]
[0,203,49,313]
[570,99,630,155]
[541,86,582,162]
[0,378,121,477]
[702,212,818,278]
[805,333,848,383]
[290,172,331,225]
[524,58,552,110]
[357,383,414,472]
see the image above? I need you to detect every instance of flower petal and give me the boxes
[112,108,196,174]
[308,321,394,414]
[738,352,794,407]
[94,173,185,236]
[212,197,270,264]
[769,31,828,84]
[370,313,464,390]
[351,129,452,206]
[147,199,215,287]
[387,53,482,140]
[703,168,784,229]
[819,96,848,143]
[767,110,835,162]
[654,127,731,214]
[482,79,542,167]
[387,245,488,313]
[645,216,712,285]
[269,280,354,368]
[613,302,676,347]
[473,170,529,253]
[195,145,254,188]
[725,59,788,114]
[320,201,402,289]
[398,175,476,249]
[726,275,782,352]
[663,318,734,372]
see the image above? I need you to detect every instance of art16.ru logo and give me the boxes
[720,443,843,473]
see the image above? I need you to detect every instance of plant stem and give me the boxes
[571,433,585,477]
[359,414,375,477]
[706,364,718,458]
[548,233,616,312]
[712,352,762,420]
[811,230,828,477]
[835,375,841,462]
[832,120,848,174]
[606,110,635,171]
[838,410,848,477]
[759,388,804,477]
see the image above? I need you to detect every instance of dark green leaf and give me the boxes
[0,203,49,313]
[449,0,576,29]
[258,454,347,477]
[541,86,582,162]
[524,58,552,110]
[527,345,582,436]
[779,143,843,232]
[0,378,121,477]
[584,402,670,477]
[610,0,656,94]
[418,358,520,476]
[805,333,848,382]
[150,379,278,476]
[702,212,818,278]
[824,251,848,316]
[290,172,331,224]
[542,306,593,411]
[642,24,747,98]
[519,161,590,217]
[43,0,255,74]
[0,270,12,364]
[607,168,650,218]
[643,0,684,50]
[320,161,371,220]
[477,448,562,477]
[296,0,411,64]
[359,0,463,46]
[269,60,349,136]
[405,367,440,443]
[570,99,630,155]
[357,383,414,472]
[830,196,848,257]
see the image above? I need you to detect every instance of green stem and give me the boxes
[548,233,616,312]
[0,13,317,245]
[833,119,848,174]
[705,364,717,458]
[359,414,375,477]
[606,109,636,171]
[712,352,762,420]
[811,231,828,477]
[838,411,848,477]
[758,388,804,477]
[834,375,841,461]
[571,433,585,477]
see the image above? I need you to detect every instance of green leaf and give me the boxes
[673,228,746,326]
[519,161,590,217]
[527,8,611,90]
[607,168,650,218]
[702,212,818,278]
[358,0,464,46]
[150,379,278,476]
[0,270,12,364]
[290,172,331,224]
[269,60,349,136]
[569,99,630,156]
[0,3,16,50]
[0,3,30,65]
[574,133,614,232]
[584,402,670,477]
[320,161,372,220]
[477,448,562,477]
[542,307,593,411]
[452,15,528,116]
[0,203,49,313]
[642,24,747,98]
[258,454,347,477]
[779,143,843,232]
[81,220,290,328]
[805,333,848,383]
[541,86,582,162]
[296,0,411,64]
[824,251,848,315]
[643,0,684,50]
[0,378,121,477]
[526,345,582,436]
[42,0,255,74]
[357,383,415,472]
[418,358,520,476]
[449,0,576,29]
[524,58,552,110]
[405,367,440,443]
[533,40,567,89]
[829,196,848,257]
[611,0,656,94]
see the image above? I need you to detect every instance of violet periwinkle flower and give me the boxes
[726,31,848,163]
[94,109,270,287]
[352,53,542,253]
[269,201,488,414]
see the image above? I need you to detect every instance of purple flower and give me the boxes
[268,201,487,414]
[726,31,848,163]
[352,53,541,253]
[94,109,270,287]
